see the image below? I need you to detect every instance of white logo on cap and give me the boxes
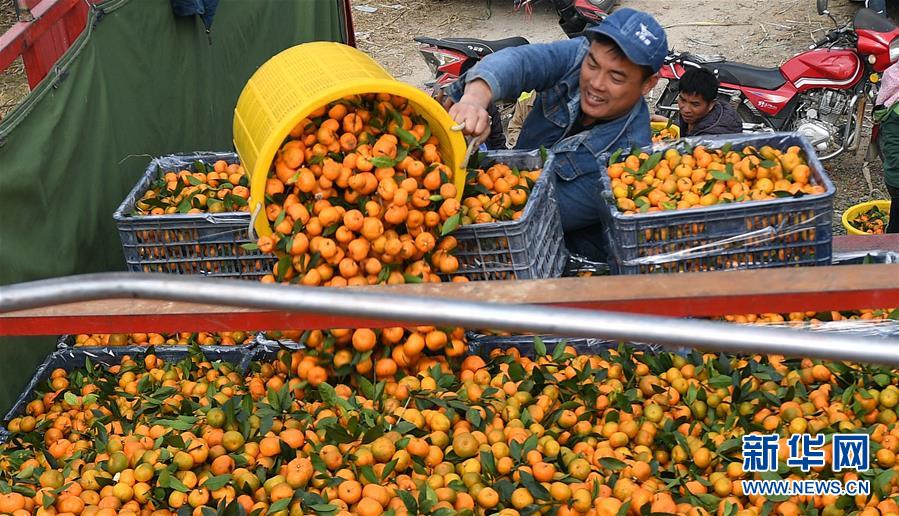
[635,23,658,46]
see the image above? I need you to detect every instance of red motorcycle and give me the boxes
[655,2,899,160]
[414,0,612,90]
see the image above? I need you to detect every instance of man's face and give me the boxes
[579,40,657,123]
[677,92,715,125]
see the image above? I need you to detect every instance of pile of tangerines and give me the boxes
[259,327,468,385]
[650,127,677,144]
[4,328,899,516]
[251,94,467,286]
[721,308,898,327]
[459,165,541,225]
[608,144,827,215]
[134,161,250,216]
[848,205,890,235]
[72,332,256,348]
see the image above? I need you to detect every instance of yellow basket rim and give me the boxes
[651,121,680,138]
[233,42,467,238]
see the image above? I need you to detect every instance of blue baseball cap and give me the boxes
[585,8,668,73]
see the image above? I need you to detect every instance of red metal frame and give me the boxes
[0,0,356,90]
[0,311,414,336]
[0,0,97,89]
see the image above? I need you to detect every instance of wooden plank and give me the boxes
[833,234,899,254]
[0,264,896,335]
[0,310,407,336]
[62,0,87,43]
[377,263,898,304]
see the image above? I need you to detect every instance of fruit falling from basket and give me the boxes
[251,94,468,286]
[651,126,677,144]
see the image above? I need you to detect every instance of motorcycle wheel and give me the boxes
[736,103,774,134]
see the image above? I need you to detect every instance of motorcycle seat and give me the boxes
[700,61,787,91]
[854,8,898,33]
[678,52,725,64]
[413,36,530,58]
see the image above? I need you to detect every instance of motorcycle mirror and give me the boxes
[816,0,828,15]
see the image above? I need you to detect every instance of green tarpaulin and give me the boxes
[0,0,349,415]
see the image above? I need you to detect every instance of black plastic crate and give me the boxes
[249,334,307,370]
[113,152,276,279]
[831,250,898,265]
[254,332,308,351]
[563,254,611,277]
[241,341,302,373]
[466,333,670,359]
[3,346,254,423]
[599,133,835,274]
[447,150,569,281]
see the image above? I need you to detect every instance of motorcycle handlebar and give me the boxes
[812,31,837,48]
[811,25,854,49]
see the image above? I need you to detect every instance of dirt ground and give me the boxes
[0,0,894,232]
[0,0,28,121]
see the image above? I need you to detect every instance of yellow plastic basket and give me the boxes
[651,121,680,138]
[233,42,467,237]
[841,199,891,235]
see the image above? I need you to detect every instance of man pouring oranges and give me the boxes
[444,8,669,260]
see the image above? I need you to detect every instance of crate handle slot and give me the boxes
[705,217,749,236]
[623,213,826,266]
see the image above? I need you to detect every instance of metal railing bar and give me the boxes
[1,273,898,365]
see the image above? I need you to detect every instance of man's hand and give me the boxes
[650,114,669,123]
[449,102,492,142]
[447,79,494,142]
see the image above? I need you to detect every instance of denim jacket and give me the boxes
[446,37,652,182]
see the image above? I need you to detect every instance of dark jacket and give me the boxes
[678,100,743,137]
[877,106,899,188]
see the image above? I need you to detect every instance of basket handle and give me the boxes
[248,202,262,241]
[451,121,488,169]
